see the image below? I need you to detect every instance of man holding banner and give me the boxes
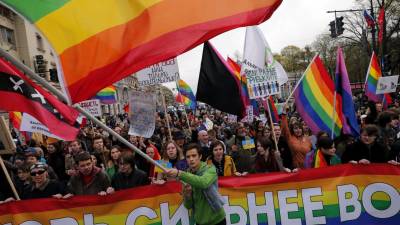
[166,143,226,225]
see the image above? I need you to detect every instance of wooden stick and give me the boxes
[265,97,280,152]
[0,155,20,200]
[160,89,173,141]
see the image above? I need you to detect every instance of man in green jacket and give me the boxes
[166,143,226,225]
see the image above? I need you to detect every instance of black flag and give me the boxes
[196,42,245,118]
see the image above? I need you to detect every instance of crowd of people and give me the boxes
[1,94,400,204]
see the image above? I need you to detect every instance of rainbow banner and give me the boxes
[1,0,282,104]
[1,164,399,225]
[95,85,117,104]
[294,56,343,138]
[177,79,196,110]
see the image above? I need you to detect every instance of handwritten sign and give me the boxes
[243,66,280,99]
[78,99,102,117]
[376,75,399,94]
[136,58,179,86]
[128,91,156,138]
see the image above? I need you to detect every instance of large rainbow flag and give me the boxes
[365,51,392,106]
[95,85,117,104]
[1,0,282,104]
[1,164,399,224]
[177,79,196,110]
[294,56,343,137]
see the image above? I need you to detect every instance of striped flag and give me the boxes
[9,111,22,130]
[365,52,392,107]
[95,85,117,104]
[294,56,344,138]
[267,96,280,123]
[314,150,328,168]
[226,57,259,116]
[177,79,196,110]
[335,47,360,137]
[2,0,282,104]
[363,10,375,28]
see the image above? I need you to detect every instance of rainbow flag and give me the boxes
[294,56,344,138]
[177,79,196,110]
[365,52,392,106]
[95,85,116,104]
[8,111,22,130]
[314,149,328,168]
[226,57,259,116]
[2,0,282,104]
[227,57,250,107]
[335,47,360,137]
[267,96,280,123]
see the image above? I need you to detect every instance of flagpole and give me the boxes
[331,91,337,139]
[284,54,318,107]
[265,97,279,152]
[0,49,167,172]
[160,87,173,141]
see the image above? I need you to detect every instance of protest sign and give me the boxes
[136,58,179,87]
[242,138,255,150]
[1,164,399,225]
[0,116,15,154]
[227,114,237,123]
[128,91,156,138]
[246,105,254,123]
[20,113,63,140]
[376,75,399,94]
[78,99,102,117]
[204,118,214,131]
[243,67,280,99]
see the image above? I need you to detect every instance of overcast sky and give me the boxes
[173,0,356,93]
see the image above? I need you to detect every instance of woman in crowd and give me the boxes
[281,114,312,169]
[162,141,187,171]
[144,144,161,179]
[254,137,290,173]
[154,141,187,184]
[342,124,389,164]
[206,140,241,176]
[106,145,122,179]
[304,136,341,168]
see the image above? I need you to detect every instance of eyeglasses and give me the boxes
[30,170,46,176]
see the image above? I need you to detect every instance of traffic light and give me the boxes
[49,68,58,82]
[329,20,337,38]
[336,16,345,35]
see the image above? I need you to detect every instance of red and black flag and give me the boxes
[0,57,80,141]
[196,42,245,118]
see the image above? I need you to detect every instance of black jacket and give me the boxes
[112,168,149,191]
[341,140,388,163]
[21,180,64,199]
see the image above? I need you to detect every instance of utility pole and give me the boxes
[369,0,377,53]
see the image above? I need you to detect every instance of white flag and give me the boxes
[243,26,288,85]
